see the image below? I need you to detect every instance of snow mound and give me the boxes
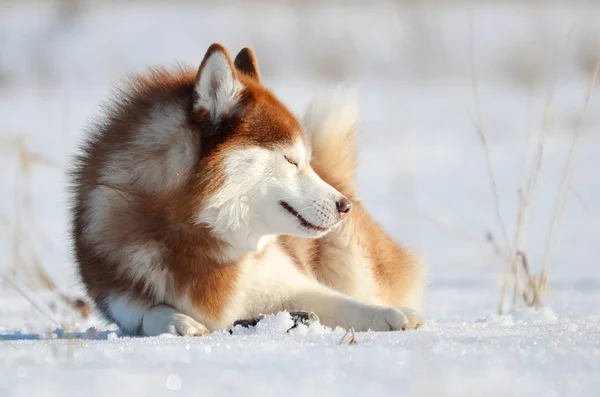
[229,311,331,336]
[479,307,559,326]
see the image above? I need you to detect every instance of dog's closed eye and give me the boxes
[284,155,298,168]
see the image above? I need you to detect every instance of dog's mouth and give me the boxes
[279,201,329,232]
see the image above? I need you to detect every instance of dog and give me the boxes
[69,43,424,336]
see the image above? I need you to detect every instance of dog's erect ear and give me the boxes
[234,47,260,83]
[194,43,242,125]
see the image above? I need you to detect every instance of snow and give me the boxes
[1,1,600,396]
[2,303,599,397]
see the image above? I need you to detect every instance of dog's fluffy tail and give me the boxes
[303,90,359,199]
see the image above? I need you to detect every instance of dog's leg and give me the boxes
[283,282,417,331]
[236,290,423,331]
[237,250,421,332]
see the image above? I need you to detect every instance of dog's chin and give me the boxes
[294,225,331,239]
[292,218,345,239]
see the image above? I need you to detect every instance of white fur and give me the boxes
[195,146,273,261]
[120,243,169,300]
[194,50,243,121]
[106,296,146,334]
[303,89,359,149]
[81,185,114,251]
[101,104,197,193]
[195,138,348,262]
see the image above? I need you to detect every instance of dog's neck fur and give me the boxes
[219,230,275,264]
[196,213,275,264]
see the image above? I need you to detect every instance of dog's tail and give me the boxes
[303,90,359,199]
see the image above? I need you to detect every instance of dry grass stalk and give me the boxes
[2,137,92,333]
[569,184,591,213]
[2,272,62,327]
[517,250,540,307]
[3,138,60,290]
[468,19,592,314]
[503,87,556,312]
[469,20,513,314]
[539,60,600,295]
[58,293,92,319]
[490,62,598,313]
[470,78,511,254]
[339,327,357,345]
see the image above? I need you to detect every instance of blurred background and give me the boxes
[1,0,599,328]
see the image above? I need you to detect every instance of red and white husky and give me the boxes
[69,43,424,336]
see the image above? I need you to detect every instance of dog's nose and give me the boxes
[336,197,352,215]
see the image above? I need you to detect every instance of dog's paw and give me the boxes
[367,307,412,331]
[166,314,210,336]
[345,306,422,332]
[394,306,424,330]
[142,305,209,337]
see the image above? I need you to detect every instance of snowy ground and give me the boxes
[1,1,600,396]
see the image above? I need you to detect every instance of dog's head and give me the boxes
[193,44,351,246]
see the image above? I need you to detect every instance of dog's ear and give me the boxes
[234,47,260,83]
[194,43,242,129]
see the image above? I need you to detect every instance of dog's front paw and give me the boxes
[142,305,210,337]
[368,307,412,331]
[346,306,422,332]
[394,306,424,330]
[167,313,210,336]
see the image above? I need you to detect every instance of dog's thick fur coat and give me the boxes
[69,43,424,336]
